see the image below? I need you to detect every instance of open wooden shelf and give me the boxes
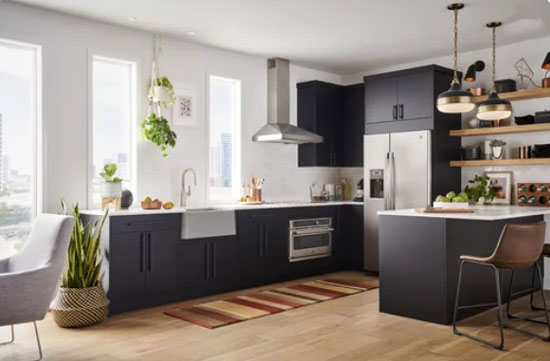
[474,87,550,103]
[450,123,550,137]
[450,158,550,167]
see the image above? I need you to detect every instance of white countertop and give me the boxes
[80,201,363,217]
[378,205,550,221]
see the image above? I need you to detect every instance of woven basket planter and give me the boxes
[50,285,109,328]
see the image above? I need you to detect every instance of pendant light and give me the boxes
[437,3,475,114]
[477,22,512,121]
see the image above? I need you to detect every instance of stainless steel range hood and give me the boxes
[252,58,323,144]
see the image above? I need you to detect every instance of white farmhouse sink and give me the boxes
[181,208,236,240]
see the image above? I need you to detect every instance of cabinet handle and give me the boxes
[212,243,216,279]
[259,224,265,259]
[264,224,269,257]
[126,220,166,227]
[399,104,404,119]
[139,233,144,273]
[205,243,210,280]
[147,233,152,272]
[251,214,276,218]
[392,105,397,120]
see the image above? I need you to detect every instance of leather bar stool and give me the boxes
[452,222,550,350]
[528,244,550,313]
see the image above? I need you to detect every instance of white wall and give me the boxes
[0,1,344,211]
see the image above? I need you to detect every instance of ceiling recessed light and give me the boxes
[187,31,196,36]
[126,16,137,22]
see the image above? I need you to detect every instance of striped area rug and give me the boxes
[165,279,377,329]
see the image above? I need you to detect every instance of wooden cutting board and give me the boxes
[415,208,475,214]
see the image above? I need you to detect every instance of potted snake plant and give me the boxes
[50,200,109,328]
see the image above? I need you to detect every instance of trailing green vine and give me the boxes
[140,113,177,157]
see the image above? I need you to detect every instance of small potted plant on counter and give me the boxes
[50,201,109,328]
[100,163,123,210]
[464,174,497,205]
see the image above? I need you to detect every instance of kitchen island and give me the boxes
[377,206,550,325]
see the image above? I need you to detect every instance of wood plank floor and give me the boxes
[1,271,550,360]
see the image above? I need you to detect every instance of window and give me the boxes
[0,39,41,258]
[90,55,137,207]
[208,76,241,203]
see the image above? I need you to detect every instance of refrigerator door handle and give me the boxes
[390,152,396,210]
[384,152,390,210]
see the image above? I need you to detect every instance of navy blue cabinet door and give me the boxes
[146,229,178,294]
[211,237,241,291]
[261,215,289,282]
[109,231,147,298]
[365,76,398,124]
[178,240,209,293]
[397,71,433,121]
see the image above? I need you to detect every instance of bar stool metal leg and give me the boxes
[453,260,504,350]
[530,263,550,313]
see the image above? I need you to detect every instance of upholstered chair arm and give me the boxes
[0,266,60,326]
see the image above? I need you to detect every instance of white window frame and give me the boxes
[206,74,242,204]
[87,51,138,209]
[0,38,42,218]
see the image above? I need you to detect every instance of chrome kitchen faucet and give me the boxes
[180,168,197,207]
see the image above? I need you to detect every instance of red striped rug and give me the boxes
[165,279,377,329]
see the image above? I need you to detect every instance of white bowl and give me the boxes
[433,201,469,209]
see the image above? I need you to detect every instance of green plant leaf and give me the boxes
[140,113,177,157]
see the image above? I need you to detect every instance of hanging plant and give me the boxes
[140,113,177,157]
[148,76,176,107]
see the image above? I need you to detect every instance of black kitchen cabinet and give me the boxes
[297,81,364,167]
[237,209,289,285]
[97,214,180,314]
[178,235,240,298]
[364,65,460,134]
[335,205,364,271]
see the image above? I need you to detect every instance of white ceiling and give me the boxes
[10,0,550,74]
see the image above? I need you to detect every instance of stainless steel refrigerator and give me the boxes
[363,130,432,272]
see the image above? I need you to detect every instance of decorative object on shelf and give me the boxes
[514,58,537,91]
[172,86,196,127]
[519,145,533,159]
[535,110,550,124]
[436,3,475,114]
[468,117,480,128]
[120,189,133,209]
[483,140,492,159]
[141,34,178,157]
[541,51,550,87]
[494,79,517,93]
[477,22,513,121]
[543,78,550,88]
[464,174,497,205]
[460,146,481,160]
[99,163,123,211]
[532,143,550,158]
[140,113,177,157]
[517,182,550,207]
[51,201,109,328]
[489,139,507,159]
[484,171,512,205]
[479,120,494,128]
[515,114,535,125]
[464,60,485,82]
[468,87,486,96]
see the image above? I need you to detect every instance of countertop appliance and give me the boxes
[363,130,431,272]
[289,217,333,262]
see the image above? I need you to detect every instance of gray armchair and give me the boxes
[0,214,74,360]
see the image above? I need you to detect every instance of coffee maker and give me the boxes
[353,179,364,202]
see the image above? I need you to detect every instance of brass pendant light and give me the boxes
[437,3,475,114]
[477,22,512,121]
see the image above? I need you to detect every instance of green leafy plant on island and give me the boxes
[464,174,497,203]
[60,199,108,289]
[99,163,123,183]
[140,113,177,157]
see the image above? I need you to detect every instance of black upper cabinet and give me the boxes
[397,71,433,121]
[297,81,364,167]
[365,76,398,123]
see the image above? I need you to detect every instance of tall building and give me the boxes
[220,133,232,187]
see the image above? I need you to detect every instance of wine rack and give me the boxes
[517,183,550,207]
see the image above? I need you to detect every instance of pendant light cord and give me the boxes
[491,26,496,93]
[452,8,459,84]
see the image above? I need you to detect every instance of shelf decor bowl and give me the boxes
[433,201,469,209]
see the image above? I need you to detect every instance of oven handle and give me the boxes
[291,228,334,236]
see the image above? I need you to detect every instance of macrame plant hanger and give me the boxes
[148,34,163,117]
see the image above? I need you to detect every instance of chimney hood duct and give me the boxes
[252,58,323,144]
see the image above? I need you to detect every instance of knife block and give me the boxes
[517,183,550,207]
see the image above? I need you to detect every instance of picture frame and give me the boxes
[172,86,196,127]
[484,171,513,205]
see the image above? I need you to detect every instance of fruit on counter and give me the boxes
[163,201,174,210]
[435,191,468,203]
[144,196,152,202]
[445,191,456,199]
[435,195,450,203]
